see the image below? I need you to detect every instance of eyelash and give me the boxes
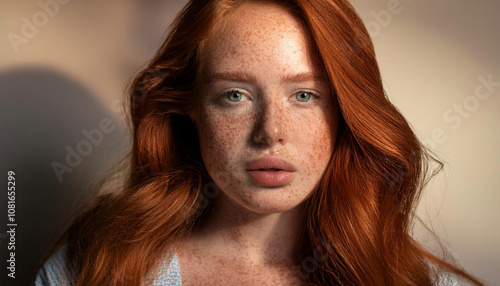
[217,89,321,103]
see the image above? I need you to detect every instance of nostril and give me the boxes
[252,120,284,146]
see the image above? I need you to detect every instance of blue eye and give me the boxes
[225,90,244,102]
[296,91,313,102]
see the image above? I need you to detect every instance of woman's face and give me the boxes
[192,2,338,213]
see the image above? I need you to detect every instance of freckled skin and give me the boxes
[177,2,338,285]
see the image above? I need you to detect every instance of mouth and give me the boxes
[246,156,297,187]
[246,156,297,172]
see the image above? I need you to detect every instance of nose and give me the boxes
[251,96,287,147]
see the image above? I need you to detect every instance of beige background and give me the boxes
[0,0,498,285]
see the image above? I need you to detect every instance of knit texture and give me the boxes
[34,245,182,286]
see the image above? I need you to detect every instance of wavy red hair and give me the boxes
[37,0,484,285]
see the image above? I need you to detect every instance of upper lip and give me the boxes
[246,156,296,172]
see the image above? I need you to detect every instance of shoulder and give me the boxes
[34,245,182,286]
[34,245,75,286]
[430,263,475,286]
[434,271,477,286]
[147,250,183,286]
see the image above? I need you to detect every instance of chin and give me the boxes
[235,189,309,214]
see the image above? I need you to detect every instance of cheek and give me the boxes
[196,107,252,177]
[295,110,336,176]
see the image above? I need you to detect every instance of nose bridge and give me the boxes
[252,89,286,146]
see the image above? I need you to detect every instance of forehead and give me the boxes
[203,2,323,76]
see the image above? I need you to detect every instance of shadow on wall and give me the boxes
[0,67,129,286]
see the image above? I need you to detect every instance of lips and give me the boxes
[246,157,296,187]
[246,157,297,172]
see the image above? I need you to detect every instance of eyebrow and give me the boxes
[206,71,327,84]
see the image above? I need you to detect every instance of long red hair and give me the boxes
[38,0,484,285]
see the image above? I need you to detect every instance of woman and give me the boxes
[35,0,484,285]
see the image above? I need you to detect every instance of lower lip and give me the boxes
[246,170,296,187]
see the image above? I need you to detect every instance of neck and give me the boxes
[187,192,306,266]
